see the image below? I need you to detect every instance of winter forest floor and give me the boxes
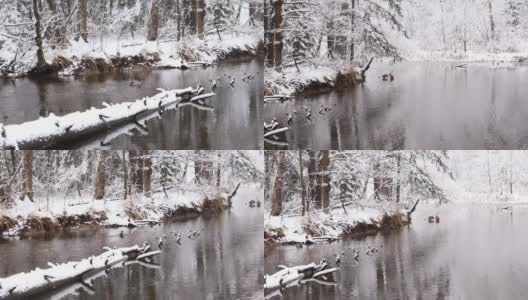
[0,183,257,237]
[1,30,263,78]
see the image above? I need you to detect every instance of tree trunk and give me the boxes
[95,151,108,200]
[396,153,401,203]
[122,150,127,200]
[264,0,273,67]
[271,0,283,70]
[271,151,284,216]
[184,0,197,35]
[32,0,47,67]
[22,151,34,202]
[147,0,160,41]
[319,150,330,213]
[349,0,355,61]
[216,152,221,187]
[143,153,152,197]
[129,150,143,194]
[488,1,495,40]
[176,0,181,40]
[196,0,206,37]
[299,150,306,216]
[78,0,88,42]
[308,151,318,210]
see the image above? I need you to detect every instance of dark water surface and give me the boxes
[265,204,528,299]
[0,59,263,150]
[264,62,528,149]
[0,199,263,299]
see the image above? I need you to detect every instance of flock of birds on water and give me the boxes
[301,241,383,270]
[264,103,339,133]
[264,72,395,134]
[128,71,258,92]
[118,224,205,253]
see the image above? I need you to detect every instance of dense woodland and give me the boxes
[0,150,262,210]
[0,0,263,73]
[263,0,528,72]
[265,150,453,217]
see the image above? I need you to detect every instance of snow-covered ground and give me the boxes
[265,64,361,96]
[1,183,258,237]
[265,204,408,244]
[2,31,261,77]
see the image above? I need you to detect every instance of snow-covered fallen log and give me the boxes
[0,88,214,149]
[0,245,146,299]
[264,262,337,296]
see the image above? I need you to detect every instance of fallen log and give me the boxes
[0,245,150,299]
[264,262,337,296]
[0,87,214,150]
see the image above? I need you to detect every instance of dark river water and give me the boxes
[264,61,528,150]
[0,59,263,150]
[0,196,263,299]
[265,204,528,299]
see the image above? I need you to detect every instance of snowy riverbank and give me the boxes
[0,183,255,237]
[264,204,410,247]
[265,64,361,96]
[1,31,262,78]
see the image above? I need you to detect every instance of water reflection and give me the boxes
[264,62,528,150]
[265,204,528,299]
[0,59,263,150]
[0,199,263,299]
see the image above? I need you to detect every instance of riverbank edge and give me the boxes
[264,210,410,255]
[264,67,360,97]
[1,39,264,79]
[0,195,229,237]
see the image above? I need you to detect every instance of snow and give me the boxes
[1,30,260,76]
[264,263,314,291]
[1,183,259,237]
[0,87,207,149]
[265,205,406,244]
[265,64,360,96]
[0,245,142,298]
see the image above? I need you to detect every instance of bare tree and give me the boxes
[271,0,283,70]
[78,0,88,42]
[320,150,330,213]
[23,151,34,202]
[147,0,160,41]
[95,150,108,200]
[271,151,284,216]
[32,0,47,67]
[143,152,152,197]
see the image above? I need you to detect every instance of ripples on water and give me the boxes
[0,199,263,299]
[265,204,528,299]
[264,62,528,150]
[0,59,263,150]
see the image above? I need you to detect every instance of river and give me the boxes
[0,59,263,150]
[265,203,528,299]
[0,188,264,300]
[264,61,528,150]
